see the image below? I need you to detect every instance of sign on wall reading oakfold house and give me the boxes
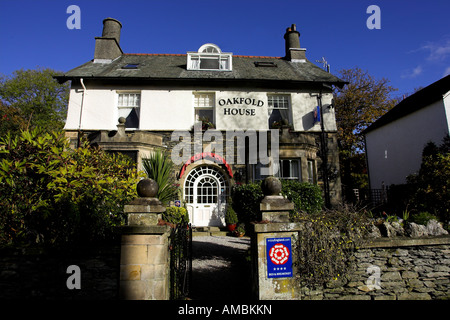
[219,97,264,117]
[266,237,293,278]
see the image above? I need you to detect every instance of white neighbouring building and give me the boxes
[56,18,346,227]
[364,75,450,190]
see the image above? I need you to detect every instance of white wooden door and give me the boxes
[184,166,227,227]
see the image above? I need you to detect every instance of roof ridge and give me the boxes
[124,53,186,56]
[234,55,282,59]
[124,53,282,59]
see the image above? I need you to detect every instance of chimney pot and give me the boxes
[284,24,306,62]
[102,17,122,43]
[94,17,123,63]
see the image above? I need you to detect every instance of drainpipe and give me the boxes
[317,86,331,208]
[78,78,86,148]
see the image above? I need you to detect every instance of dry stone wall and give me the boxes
[0,245,120,299]
[300,238,450,300]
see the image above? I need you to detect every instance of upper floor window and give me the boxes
[187,44,232,71]
[193,92,215,129]
[118,92,140,129]
[268,95,291,129]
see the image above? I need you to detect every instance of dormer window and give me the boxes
[187,43,232,71]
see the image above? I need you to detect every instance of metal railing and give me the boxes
[169,222,192,300]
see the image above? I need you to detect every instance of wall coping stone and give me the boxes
[117,225,171,235]
[364,235,450,248]
[252,222,304,233]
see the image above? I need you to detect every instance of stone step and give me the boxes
[192,226,233,237]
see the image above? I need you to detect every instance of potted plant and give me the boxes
[225,204,238,232]
[234,223,245,237]
[199,116,215,130]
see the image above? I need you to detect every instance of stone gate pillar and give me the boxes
[251,177,303,300]
[118,179,171,300]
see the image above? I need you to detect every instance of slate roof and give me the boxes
[55,53,346,87]
[364,75,450,134]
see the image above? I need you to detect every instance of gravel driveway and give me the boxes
[189,236,252,300]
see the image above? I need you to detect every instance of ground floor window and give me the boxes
[275,159,300,180]
[253,158,302,181]
[307,159,315,184]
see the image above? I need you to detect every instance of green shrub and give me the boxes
[0,129,141,246]
[225,205,238,225]
[406,137,449,224]
[162,206,189,225]
[280,180,324,216]
[231,182,264,224]
[232,180,324,223]
[410,212,438,226]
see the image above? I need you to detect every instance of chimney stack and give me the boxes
[284,24,306,62]
[94,18,123,63]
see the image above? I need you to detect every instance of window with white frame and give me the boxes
[268,95,291,129]
[193,93,215,128]
[275,159,300,180]
[307,160,315,184]
[187,44,232,71]
[118,92,140,129]
[253,159,301,181]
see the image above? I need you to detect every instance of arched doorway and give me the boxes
[183,165,228,227]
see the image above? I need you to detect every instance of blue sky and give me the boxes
[0,0,449,97]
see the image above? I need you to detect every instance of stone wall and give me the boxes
[299,237,450,300]
[0,244,120,299]
[119,227,171,300]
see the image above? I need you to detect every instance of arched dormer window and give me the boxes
[199,43,220,53]
[187,43,232,71]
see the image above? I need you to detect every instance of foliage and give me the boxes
[163,207,189,225]
[225,204,238,225]
[334,67,398,155]
[0,129,141,246]
[334,67,398,191]
[142,149,177,205]
[232,180,324,223]
[199,116,215,130]
[409,212,438,226]
[280,180,324,217]
[231,182,264,224]
[0,68,69,135]
[293,204,371,289]
[0,100,28,136]
[234,223,245,236]
[406,136,449,224]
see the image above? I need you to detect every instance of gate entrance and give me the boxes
[183,165,228,227]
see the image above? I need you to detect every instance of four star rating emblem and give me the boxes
[266,237,293,278]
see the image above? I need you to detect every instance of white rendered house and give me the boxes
[364,75,450,189]
[56,18,346,226]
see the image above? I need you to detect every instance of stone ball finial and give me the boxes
[118,117,126,124]
[136,178,159,198]
[261,176,282,196]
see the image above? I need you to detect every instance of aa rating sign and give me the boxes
[266,237,293,278]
